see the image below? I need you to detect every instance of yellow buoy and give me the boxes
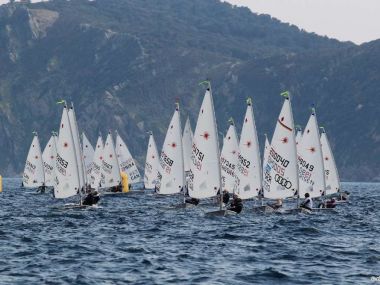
[121,172,129,193]
[0,175,2,193]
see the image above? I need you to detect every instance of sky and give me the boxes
[1,0,379,44]
[225,0,380,44]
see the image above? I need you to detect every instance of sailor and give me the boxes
[228,193,243,214]
[268,199,283,210]
[110,182,123,192]
[185,197,200,206]
[37,184,46,194]
[222,190,230,205]
[300,193,313,210]
[82,190,100,206]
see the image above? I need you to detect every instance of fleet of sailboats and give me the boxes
[19,83,345,213]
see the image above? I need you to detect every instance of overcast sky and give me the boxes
[1,0,379,44]
[225,0,380,44]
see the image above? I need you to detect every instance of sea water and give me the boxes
[0,179,379,284]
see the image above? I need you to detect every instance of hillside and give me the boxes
[0,0,378,181]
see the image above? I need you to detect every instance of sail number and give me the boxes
[270,148,289,168]
[298,157,314,171]
[238,154,250,169]
[192,144,204,162]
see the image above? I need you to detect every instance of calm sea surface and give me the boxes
[0,179,379,284]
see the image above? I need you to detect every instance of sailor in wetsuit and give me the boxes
[228,194,243,214]
[110,183,123,193]
[82,190,100,206]
[222,190,230,205]
[37,184,47,194]
[185,197,200,206]
[300,193,313,210]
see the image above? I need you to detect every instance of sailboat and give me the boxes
[67,103,86,191]
[22,132,45,191]
[144,132,159,190]
[188,82,233,216]
[320,127,341,196]
[54,104,82,202]
[156,103,185,195]
[262,92,299,211]
[90,134,104,190]
[82,132,95,185]
[220,118,239,194]
[298,108,325,203]
[42,132,57,189]
[182,117,193,180]
[236,98,262,200]
[101,131,122,193]
[115,131,141,186]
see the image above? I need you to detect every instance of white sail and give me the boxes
[157,105,185,195]
[320,129,340,195]
[115,132,141,184]
[42,134,57,187]
[295,129,303,148]
[220,121,239,194]
[189,86,221,199]
[262,135,270,192]
[298,111,325,198]
[23,133,45,188]
[54,106,81,199]
[182,117,193,176]
[68,105,85,189]
[101,132,121,188]
[263,96,298,199]
[144,132,159,189]
[236,101,262,199]
[82,132,95,184]
[90,135,104,189]
[296,128,302,151]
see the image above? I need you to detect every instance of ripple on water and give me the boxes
[0,181,378,284]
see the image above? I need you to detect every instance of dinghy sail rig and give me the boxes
[42,133,57,187]
[298,109,325,198]
[263,93,298,199]
[144,132,159,189]
[157,104,185,195]
[182,117,193,178]
[115,131,141,184]
[189,83,221,200]
[101,132,121,189]
[82,132,95,184]
[90,135,104,189]
[320,127,340,195]
[236,99,262,199]
[220,119,239,194]
[23,132,45,188]
[54,105,81,199]
[68,104,86,190]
